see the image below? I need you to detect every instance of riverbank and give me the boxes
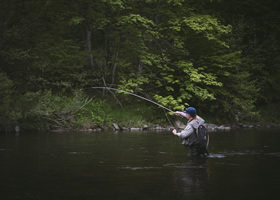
[4,121,280,134]
[46,121,280,134]
[1,93,279,134]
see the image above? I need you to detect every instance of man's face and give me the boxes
[186,113,191,119]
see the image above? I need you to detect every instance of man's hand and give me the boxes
[174,111,181,116]
[172,129,177,136]
[174,111,186,118]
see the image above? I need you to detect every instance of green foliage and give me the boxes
[74,100,112,128]
[118,75,149,92]
[10,90,93,130]
[154,95,186,111]
[183,14,232,47]
[0,72,12,108]
[68,17,85,25]
[0,72,14,129]
[0,0,279,130]
[109,102,164,128]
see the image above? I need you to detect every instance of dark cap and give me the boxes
[183,107,197,117]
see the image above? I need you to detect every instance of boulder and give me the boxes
[121,127,129,131]
[217,125,231,130]
[155,126,164,130]
[217,125,225,130]
[204,123,218,131]
[15,126,20,133]
[112,123,120,130]
[143,125,149,130]
[130,128,142,131]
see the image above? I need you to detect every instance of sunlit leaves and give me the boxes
[68,17,85,25]
[154,94,185,111]
[118,75,149,93]
[183,15,232,47]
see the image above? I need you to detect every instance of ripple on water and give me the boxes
[208,154,226,158]
[225,151,263,156]
[118,166,162,171]
[68,152,92,155]
[209,150,280,158]
[264,152,280,157]
[0,149,12,151]
[163,163,206,169]
[209,151,262,158]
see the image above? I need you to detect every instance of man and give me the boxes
[172,107,208,157]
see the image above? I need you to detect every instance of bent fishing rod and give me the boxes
[91,86,174,113]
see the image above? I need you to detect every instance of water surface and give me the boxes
[1,128,280,200]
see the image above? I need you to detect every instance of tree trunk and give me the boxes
[86,23,94,69]
[111,45,120,86]
[104,31,111,81]
[134,60,143,93]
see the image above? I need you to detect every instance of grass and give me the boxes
[73,95,172,129]
[109,104,155,128]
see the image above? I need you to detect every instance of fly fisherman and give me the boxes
[172,107,208,157]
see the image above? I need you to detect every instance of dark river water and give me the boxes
[1,128,280,200]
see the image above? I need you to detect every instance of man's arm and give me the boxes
[172,124,193,139]
[173,111,187,118]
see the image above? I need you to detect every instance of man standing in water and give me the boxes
[172,107,208,157]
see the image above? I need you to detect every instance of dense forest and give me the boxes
[1,0,280,131]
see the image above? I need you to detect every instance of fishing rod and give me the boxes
[91,86,174,113]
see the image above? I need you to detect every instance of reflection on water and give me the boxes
[208,154,226,158]
[264,152,280,157]
[118,166,162,170]
[168,159,209,200]
[210,151,280,158]
[0,128,280,200]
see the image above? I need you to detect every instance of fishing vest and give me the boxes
[184,127,201,147]
[183,118,205,147]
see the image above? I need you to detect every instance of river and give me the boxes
[1,128,280,200]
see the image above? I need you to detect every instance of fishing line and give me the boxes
[91,87,174,113]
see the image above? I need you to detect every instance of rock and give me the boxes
[15,126,20,133]
[239,124,255,128]
[78,128,88,132]
[112,123,120,130]
[217,125,225,130]
[121,127,129,131]
[216,125,231,131]
[130,128,142,131]
[88,129,93,132]
[155,126,164,130]
[143,125,149,130]
[204,123,218,131]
